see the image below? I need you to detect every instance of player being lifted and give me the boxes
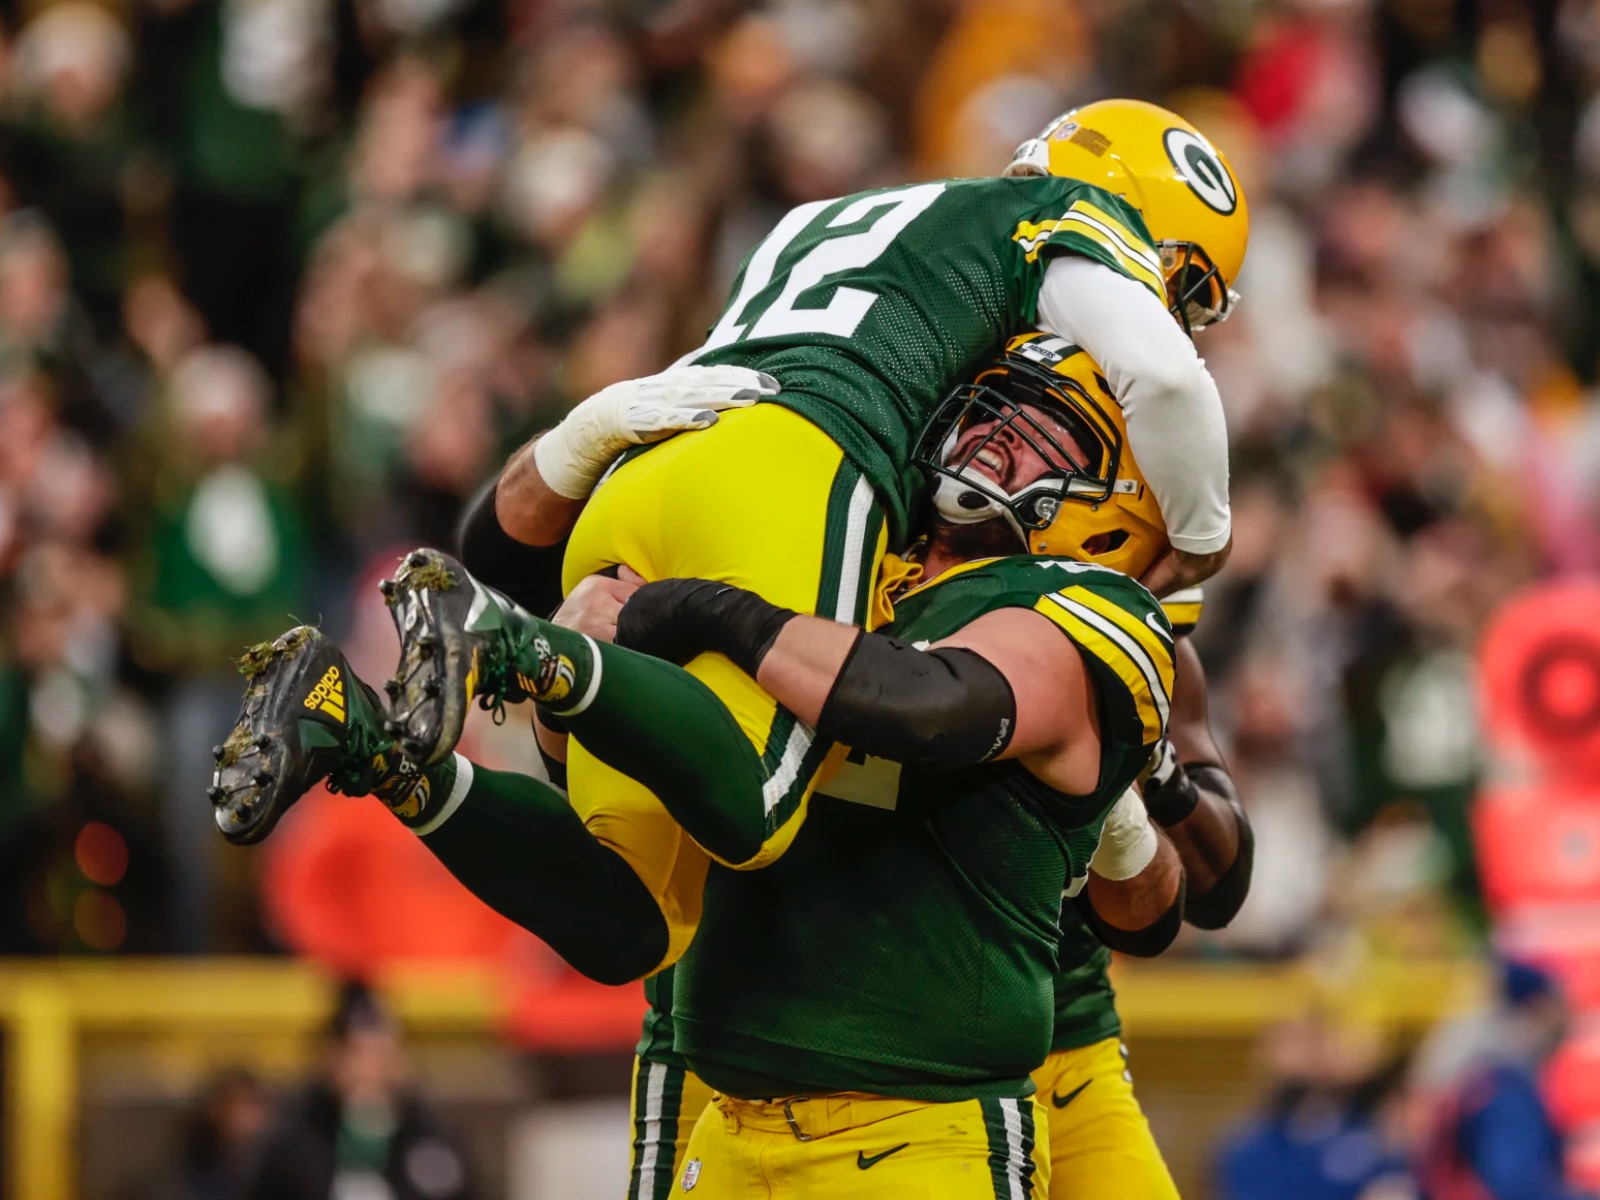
[336,98,1246,976]
[214,332,1189,1198]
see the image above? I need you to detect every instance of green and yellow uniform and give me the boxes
[1031,588,1204,1200]
[562,177,1167,965]
[648,556,1172,1199]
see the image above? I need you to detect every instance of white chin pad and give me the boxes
[933,470,1007,524]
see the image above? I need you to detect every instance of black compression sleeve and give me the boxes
[616,578,798,673]
[457,476,569,616]
[1142,751,1200,827]
[1183,764,1254,930]
[815,634,1016,774]
[1075,877,1187,957]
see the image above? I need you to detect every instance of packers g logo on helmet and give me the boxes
[1005,98,1249,334]
[1163,128,1237,215]
[913,333,1169,579]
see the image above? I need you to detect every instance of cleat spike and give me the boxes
[256,736,272,750]
[212,744,224,759]
[383,679,400,697]
[379,579,396,598]
[206,786,224,802]
[422,680,441,697]
[407,551,427,567]
[254,771,273,786]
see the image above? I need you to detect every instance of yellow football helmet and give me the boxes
[914,332,1168,578]
[1005,98,1249,333]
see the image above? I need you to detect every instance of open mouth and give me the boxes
[967,444,1009,485]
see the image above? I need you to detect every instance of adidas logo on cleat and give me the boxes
[303,665,347,722]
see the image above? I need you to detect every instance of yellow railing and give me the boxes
[0,955,1488,1200]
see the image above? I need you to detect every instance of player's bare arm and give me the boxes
[1083,809,1184,955]
[1141,635,1253,928]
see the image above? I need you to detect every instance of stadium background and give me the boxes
[1,0,1599,1195]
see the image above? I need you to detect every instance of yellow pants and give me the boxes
[628,1056,719,1200]
[676,1089,1050,1199]
[562,405,887,970]
[1030,1038,1179,1200]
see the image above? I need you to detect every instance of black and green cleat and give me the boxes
[379,548,545,767]
[208,626,427,845]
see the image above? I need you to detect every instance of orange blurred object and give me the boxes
[1474,783,1600,912]
[1478,580,1600,779]
[263,786,534,975]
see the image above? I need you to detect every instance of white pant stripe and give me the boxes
[1000,1096,1026,1200]
[634,1061,667,1200]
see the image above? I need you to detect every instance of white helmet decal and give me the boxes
[1163,128,1237,215]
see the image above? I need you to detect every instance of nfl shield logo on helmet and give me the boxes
[681,1159,702,1191]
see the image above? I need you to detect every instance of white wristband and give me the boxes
[1089,786,1159,880]
[533,423,612,501]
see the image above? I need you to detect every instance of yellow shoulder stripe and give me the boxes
[1033,594,1169,744]
[1068,200,1161,272]
[1058,586,1175,695]
[1160,586,1205,636]
[1053,207,1167,300]
[1161,600,1203,631]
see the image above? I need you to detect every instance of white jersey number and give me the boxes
[688,182,947,358]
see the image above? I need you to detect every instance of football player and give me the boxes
[446,98,1249,975]
[612,345,1251,1200]
[1032,617,1252,1200]
[555,335,1186,1198]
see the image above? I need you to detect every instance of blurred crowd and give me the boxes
[0,0,1594,973]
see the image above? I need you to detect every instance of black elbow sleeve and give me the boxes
[1077,877,1187,958]
[457,476,568,616]
[815,636,1016,774]
[1183,766,1254,931]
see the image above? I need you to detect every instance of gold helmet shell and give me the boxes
[1006,98,1249,332]
[915,332,1169,579]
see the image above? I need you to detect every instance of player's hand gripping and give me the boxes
[552,567,647,643]
[533,365,780,499]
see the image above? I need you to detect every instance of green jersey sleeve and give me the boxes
[1011,182,1169,305]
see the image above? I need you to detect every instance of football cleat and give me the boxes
[380,548,540,767]
[209,626,428,845]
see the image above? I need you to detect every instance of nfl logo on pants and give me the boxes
[680,1158,702,1191]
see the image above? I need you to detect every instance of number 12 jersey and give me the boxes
[685,175,1167,542]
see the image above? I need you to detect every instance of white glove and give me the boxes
[1089,785,1160,881]
[534,365,780,499]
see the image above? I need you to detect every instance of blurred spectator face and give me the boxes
[170,346,272,464]
[193,1067,270,1166]
[0,218,69,347]
[503,128,617,248]
[0,373,57,490]
[709,16,798,121]
[330,1021,405,1107]
[350,58,444,203]
[124,276,206,375]
[12,3,131,129]
[766,81,890,202]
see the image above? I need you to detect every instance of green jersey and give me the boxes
[671,556,1174,1102]
[688,177,1167,543]
[1049,588,1205,1052]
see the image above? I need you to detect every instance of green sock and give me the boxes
[521,623,784,865]
[411,759,669,984]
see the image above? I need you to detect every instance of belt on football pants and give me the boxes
[712,1092,946,1141]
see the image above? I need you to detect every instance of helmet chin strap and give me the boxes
[931,468,1062,553]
